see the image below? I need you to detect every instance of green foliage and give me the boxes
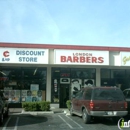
[66,100,71,110]
[40,101,50,111]
[22,101,51,111]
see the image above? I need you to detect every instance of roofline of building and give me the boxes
[0,42,130,51]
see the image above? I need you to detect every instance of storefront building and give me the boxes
[0,42,130,108]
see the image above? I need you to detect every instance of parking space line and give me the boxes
[2,117,11,130]
[14,117,19,130]
[58,115,74,129]
[2,117,19,130]
[65,115,83,128]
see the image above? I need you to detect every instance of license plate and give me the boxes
[107,112,113,115]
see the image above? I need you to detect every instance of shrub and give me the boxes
[40,101,50,111]
[22,101,51,111]
[22,102,32,111]
[66,100,71,110]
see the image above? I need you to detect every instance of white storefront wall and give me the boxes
[0,47,128,108]
[109,51,121,66]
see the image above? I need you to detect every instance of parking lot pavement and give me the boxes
[65,115,120,130]
[0,113,129,130]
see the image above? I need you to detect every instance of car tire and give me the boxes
[70,105,74,116]
[82,109,91,124]
[0,112,3,125]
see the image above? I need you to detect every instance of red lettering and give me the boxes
[61,56,66,62]
[67,56,72,62]
[60,56,104,63]
[73,57,78,62]
[80,57,85,63]
[86,57,91,63]
[92,57,97,63]
[98,57,104,63]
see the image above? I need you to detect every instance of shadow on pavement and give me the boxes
[2,114,49,128]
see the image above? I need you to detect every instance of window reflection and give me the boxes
[0,67,47,103]
[51,68,96,103]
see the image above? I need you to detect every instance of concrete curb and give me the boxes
[66,113,70,116]
[64,110,70,116]
[21,109,54,115]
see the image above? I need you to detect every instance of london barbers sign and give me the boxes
[54,50,109,65]
[0,48,48,64]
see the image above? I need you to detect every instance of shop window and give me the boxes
[110,70,125,90]
[101,69,111,86]
[60,68,70,78]
[71,68,95,79]
[51,67,96,103]
[23,68,46,90]
[111,70,125,79]
[52,68,60,79]
[0,67,47,103]
[126,70,130,78]
[101,69,110,78]
[0,68,22,90]
[60,68,70,73]
[101,78,110,86]
[123,70,130,89]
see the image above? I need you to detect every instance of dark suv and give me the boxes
[70,87,128,124]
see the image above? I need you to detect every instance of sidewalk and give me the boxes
[50,108,70,115]
[9,108,70,115]
[9,108,23,113]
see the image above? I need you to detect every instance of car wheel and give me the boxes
[82,109,91,124]
[70,105,74,116]
[0,113,3,125]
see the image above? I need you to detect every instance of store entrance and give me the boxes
[60,84,69,108]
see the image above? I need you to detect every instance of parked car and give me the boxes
[70,87,128,124]
[0,91,9,124]
[123,88,130,115]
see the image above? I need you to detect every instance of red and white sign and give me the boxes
[54,50,109,65]
[3,51,9,57]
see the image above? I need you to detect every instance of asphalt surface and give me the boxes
[0,112,129,130]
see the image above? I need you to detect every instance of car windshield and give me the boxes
[93,88,125,101]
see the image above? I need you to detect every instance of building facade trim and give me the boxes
[0,42,130,52]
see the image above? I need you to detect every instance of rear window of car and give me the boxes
[93,88,125,101]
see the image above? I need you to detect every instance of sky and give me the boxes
[0,0,130,47]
